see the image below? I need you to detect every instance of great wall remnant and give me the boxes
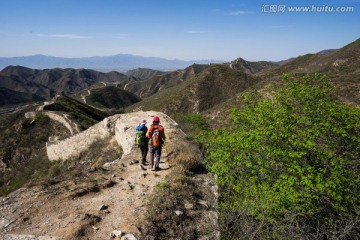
[45,111,181,161]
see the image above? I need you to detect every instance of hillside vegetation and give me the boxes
[127,64,261,115]
[0,87,44,106]
[118,64,210,99]
[43,95,108,129]
[258,38,360,105]
[199,74,360,239]
[228,57,278,74]
[86,85,140,110]
[125,67,166,80]
[0,110,66,196]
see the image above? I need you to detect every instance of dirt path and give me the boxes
[1,143,173,240]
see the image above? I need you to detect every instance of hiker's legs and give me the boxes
[149,145,154,169]
[139,146,144,161]
[144,145,149,162]
[154,146,162,169]
[140,145,148,163]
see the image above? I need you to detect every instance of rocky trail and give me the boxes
[1,147,171,240]
[0,111,217,240]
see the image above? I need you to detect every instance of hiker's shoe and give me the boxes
[131,159,139,164]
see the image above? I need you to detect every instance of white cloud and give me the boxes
[114,33,129,39]
[227,10,254,16]
[187,30,206,34]
[35,34,92,39]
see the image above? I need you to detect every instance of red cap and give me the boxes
[153,116,160,122]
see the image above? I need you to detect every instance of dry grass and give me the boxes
[140,171,216,240]
[165,136,204,174]
[139,136,216,240]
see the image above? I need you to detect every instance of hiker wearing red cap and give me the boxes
[146,116,166,171]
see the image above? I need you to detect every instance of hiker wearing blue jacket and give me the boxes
[135,119,149,165]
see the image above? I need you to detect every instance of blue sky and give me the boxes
[0,0,359,61]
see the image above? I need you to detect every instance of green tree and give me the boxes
[200,74,360,239]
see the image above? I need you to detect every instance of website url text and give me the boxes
[262,5,355,13]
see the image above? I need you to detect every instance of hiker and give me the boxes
[146,116,166,171]
[135,119,149,165]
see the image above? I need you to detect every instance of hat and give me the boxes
[140,119,147,125]
[153,116,160,123]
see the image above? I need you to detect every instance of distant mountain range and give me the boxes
[0,54,222,72]
[1,38,359,109]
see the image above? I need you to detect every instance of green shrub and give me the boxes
[34,113,50,125]
[48,163,62,178]
[200,74,360,239]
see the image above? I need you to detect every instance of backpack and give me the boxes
[135,129,145,145]
[151,125,163,147]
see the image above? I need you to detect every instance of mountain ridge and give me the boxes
[0,54,223,72]
[0,66,132,106]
